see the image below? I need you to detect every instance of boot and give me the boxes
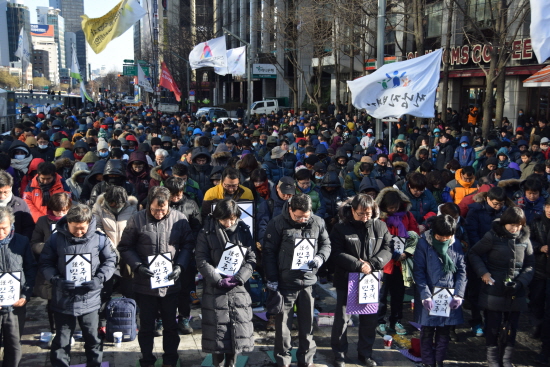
[502,346,514,367]
[486,346,500,367]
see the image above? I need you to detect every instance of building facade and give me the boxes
[32,49,50,79]
[31,25,59,85]
[37,7,66,74]
[6,0,31,63]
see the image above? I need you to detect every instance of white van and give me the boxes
[250,99,279,116]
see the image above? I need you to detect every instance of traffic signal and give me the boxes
[118,74,122,77]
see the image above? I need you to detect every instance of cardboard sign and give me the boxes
[216,242,247,276]
[65,254,92,287]
[392,236,406,254]
[358,271,380,304]
[212,201,255,239]
[429,287,454,317]
[0,272,21,306]
[291,238,316,271]
[148,253,174,289]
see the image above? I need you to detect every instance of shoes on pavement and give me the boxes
[154,319,163,337]
[376,323,387,336]
[190,291,200,305]
[334,361,345,367]
[472,324,484,337]
[178,317,193,334]
[358,355,377,367]
[392,322,407,335]
[266,315,276,331]
[297,364,316,367]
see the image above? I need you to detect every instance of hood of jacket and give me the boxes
[161,156,177,172]
[74,139,90,152]
[103,159,125,176]
[393,161,409,172]
[8,140,31,158]
[359,176,380,193]
[55,157,74,171]
[338,196,380,222]
[97,192,138,209]
[320,171,341,187]
[415,145,430,160]
[81,151,99,164]
[375,186,412,212]
[212,143,232,160]
[459,136,470,145]
[127,150,151,177]
[191,146,212,164]
[70,161,90,181]
[334,147,348,160]
[60,150,74,161]
[455,168,474,188]
[88,160,107,180]
[28,157,45,175]
[315,144,328,155]
[353,161,363,177]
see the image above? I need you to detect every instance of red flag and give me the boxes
[159,62,182,102]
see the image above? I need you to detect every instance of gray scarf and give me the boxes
[11,155,33,174]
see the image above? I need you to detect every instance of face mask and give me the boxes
[461,143,468,148]
[128,148,135,152]
[315,175,324,180]
[347,153,352,158]
[99,151,109,158]
[396,169,402,175]
[519,113,523,116]
[14,154,25,160]
[252,142,258,147]
[53,126,60,131]
[367,133,372,137]
[38,144,48,150]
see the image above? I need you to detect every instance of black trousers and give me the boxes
[177,263,197,318]
[99,277,114,328]
[212,353,236,367]
[51,310,102,367]
[331,289,378,361]
[420,326,451,365]
[0,306,25,367]
[136,292,180,366]
[377,270,404,326]
[484,310,520,347]
[540,280,550,354]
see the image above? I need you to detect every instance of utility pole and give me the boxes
[222,27,252,122]
[376,0,386,142]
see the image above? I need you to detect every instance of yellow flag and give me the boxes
[81,0,146,54]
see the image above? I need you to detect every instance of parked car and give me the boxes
[195,107,229,120]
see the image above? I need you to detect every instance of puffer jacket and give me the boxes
[92,194,139,247]
[196,217,256,354]
[453,136,475,167]
[23,173,70,222]
[39,217,117,316]
[211,144,232,167]
[263,201,331,290]
[413,231,466,327]
[66,161,90,201]
[262,151,296,183]
[126,151,151,205]
[268,183,288,218]
[435,141,455,170]
[187,147,214,192]
[89,160,135,206]
[401,181,438,225]
[201,183,255,218]
[320,171,348,219]
[118,206,195,297]
[7,194,34,239]
[464,191,511,246]
[169,196,203,237]
[20,158,44,197]
[295,182,326,218]
[529,214,550,280]
[0,231,37,310]
[330,199,392,291]
[80,160,107,204]
[468,221,534,312]
[446,168,477,205]
[30,215,58,299]
[31,143,55,164]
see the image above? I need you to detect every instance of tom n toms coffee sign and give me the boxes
[407,38,534,65]
[253,64,277,78]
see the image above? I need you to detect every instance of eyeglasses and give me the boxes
[353,209,372,218]
[291,212,310,221]
[490,200,505,207]
[461,176,474,182]
[223,184,239,189]
[150,207,168,214]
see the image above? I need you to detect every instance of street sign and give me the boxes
[123,65,150,77]
[189,90,195,96]
[189,96,195,102]
[123,59,134,64]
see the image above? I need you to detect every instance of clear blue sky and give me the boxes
[25,0,134,73]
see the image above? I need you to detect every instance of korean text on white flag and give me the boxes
[189,36,228,70]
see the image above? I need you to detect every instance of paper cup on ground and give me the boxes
[40,332,52,343]
[411,299,415,310]
[113,332,122,346]
[383,335,393,349]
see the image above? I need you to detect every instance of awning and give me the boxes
[523,65,550,87]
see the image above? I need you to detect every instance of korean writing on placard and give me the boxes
[358,271,380,304]
[392,236,406,254]
[0,272,21,306]
[148,253,174,289]
[429,287,454,317]
[216,242,247,276]
[291,238,316,271]
[364,93,427,109]
[65,254,92,287]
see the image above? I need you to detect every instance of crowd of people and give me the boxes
[0,102,548,367]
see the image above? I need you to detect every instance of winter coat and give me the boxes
[195,217,256,354]
[6,194,34,239]
[453,136,475,167]
[435,141,455,170]
[464,191,512,246]
[400,181,438,225]
[211,144,233,167]
[295,182,326,218]
[80,160,107,204]
[261,152,296,183]
[516,195,545,223]
[30,215,57,299]
[320,172,347,219]
[187,147,214,192]
[23,174,70,222]
[263,201,331,290]
[344,162,364,196]
[330,200,392,291]
[126,151,151,205]
[39,217,117,316]
[89,160,136,206]
[413,231,467,326]
[528,214,550,280]
[519,160,536,181]
[118,207,195,297]
[268,184,288,218]
[92,194,139,247]
[446,168,477,205]
[65,161,90,201]
[20,158,44,197]
[458,184,494,217]
[372,164,395,187]
[31,144,56,163]
[201,184,255,217]
[468,221,534,312]
[169,196,203,237]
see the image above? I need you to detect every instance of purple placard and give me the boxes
[346,272,379,315]
[72,363,109,367]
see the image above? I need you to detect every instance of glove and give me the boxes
[80,277,102,291]
[449,296,463,310]
[218,276,239,289]
[307,255,324,269]
[267,281,278,292]
[422,298,433,311]
[167,265,182,281]
[51,277,75,291]
[136,265,155,278]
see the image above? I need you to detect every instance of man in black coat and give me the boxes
[264,194,331,367]
[330,195,392,367]
[435,134,456,170]
[0,170,34,239]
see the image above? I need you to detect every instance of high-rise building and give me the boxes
[49,0,87,81]
[6,0,32,63]
[31,24,59,84]
[37,7,66,72]
[0,1,11,66]
[32,49,50,79]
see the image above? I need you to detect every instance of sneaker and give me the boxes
[190,291,200,305]
[48,333,56,348]
[376,324,387,336]
[472,324,484,337]
[98,326,106,339]
[392,322,407,335]
[266,315,276,331]
[178,317,193,334]
[154,319,163,337]
[358,355,377,367]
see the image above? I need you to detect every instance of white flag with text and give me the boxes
[530,0,550,63]
[189,36,228,70]
[138,63,153,93]
[215,46,246,76]
[14,27,30,68]
[347,49,442,119]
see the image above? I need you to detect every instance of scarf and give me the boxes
[255,180,270,200]
[39,176,56,206]
[0,224,15,247]
[498,158,509,168]
[0,191,13,207]
[11,155,33,174]
[47,209,63,222]
[385,211,409,238]
[431,235,456,273]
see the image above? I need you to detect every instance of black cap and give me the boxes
[278,176,296,195]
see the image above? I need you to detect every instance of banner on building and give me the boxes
[214,46,246,76]
[31,24,54,37]
[159,62,182,102]
[138,63,153,93]
[189,36,228,70]
[530,0,550,63]
[347,49,442,119]
[81,0,146,54]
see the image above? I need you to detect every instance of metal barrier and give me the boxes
[0,115,16,133]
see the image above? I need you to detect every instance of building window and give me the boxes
[426,2,443,38]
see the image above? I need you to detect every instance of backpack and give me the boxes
[105,297,137,342]
[247,271,267,308]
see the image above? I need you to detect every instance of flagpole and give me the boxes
[376,0,386,142]
[222,27,251,123]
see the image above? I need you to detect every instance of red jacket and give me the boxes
[23,173,70,222]
[382,211,418,274]
[19,158,44,197]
